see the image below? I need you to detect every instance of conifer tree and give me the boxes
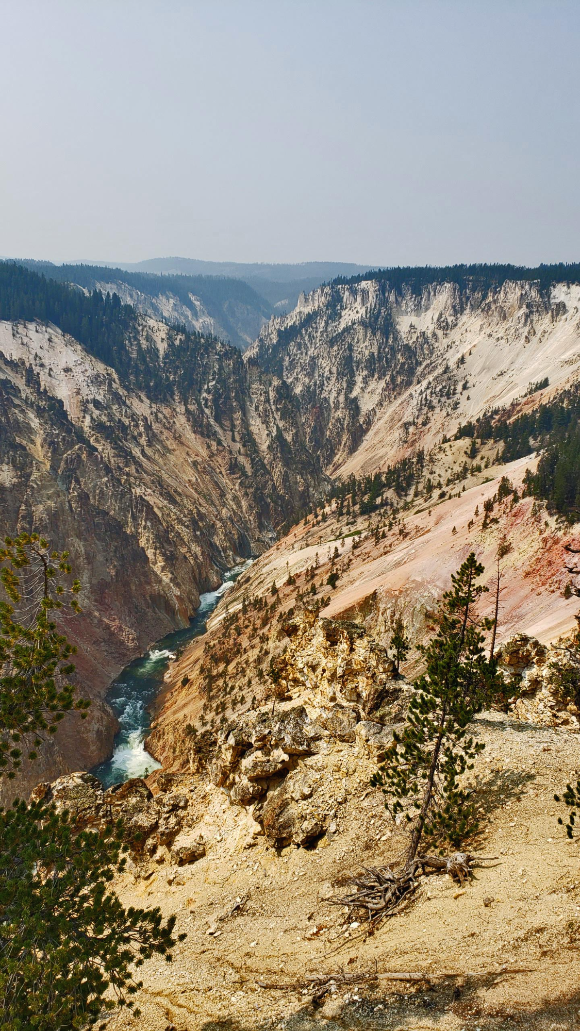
[0,533,183,1029]
[389,612,409,674]
[0,534,89,777]
[0,802,182,1030]
[372,554,503,862]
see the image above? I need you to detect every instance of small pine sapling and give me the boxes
[389,613,409,675]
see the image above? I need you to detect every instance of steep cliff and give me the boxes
[17,261,272,350]
[249,266,580,474]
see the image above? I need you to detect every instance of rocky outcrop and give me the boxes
[31,772,200,862]
[272,610,401,716]
[497,633,580,729]
[212,710,338,847]
[209,677,402,846]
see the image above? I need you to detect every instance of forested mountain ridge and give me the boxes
[0,263,323,792]
[100,255,372,312]
[12,259,272,350]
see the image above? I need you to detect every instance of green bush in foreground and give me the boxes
[0,801,183,1030]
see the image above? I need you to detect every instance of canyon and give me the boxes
[4,261,580,1026]
[0,264,322,791]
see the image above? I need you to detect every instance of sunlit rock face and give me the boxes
[249,276,580,476]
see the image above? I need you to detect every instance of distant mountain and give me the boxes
[15,261,272,350]
[70,256,375,313]
[107,256,371,282]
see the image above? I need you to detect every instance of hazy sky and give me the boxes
[2,0,579,267]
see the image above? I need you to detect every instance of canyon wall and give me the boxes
[0,305,322,792]
[249,273,580,475]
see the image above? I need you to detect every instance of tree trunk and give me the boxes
[489,558,500,661]
[406,710,446,866]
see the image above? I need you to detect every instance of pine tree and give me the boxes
[389,613,409,674]
[373,554,501,863]
[0,534,89,777]
[0,802,183,1030]
[334,555,509,926]
[0,533,183,1029]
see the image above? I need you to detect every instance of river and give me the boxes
[91,559,252,788]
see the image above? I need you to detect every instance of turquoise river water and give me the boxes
[91,560,251,788]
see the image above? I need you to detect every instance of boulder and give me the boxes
[355,721,395,757]
[289,771,316,801]
[295,814,326,846]
[316,705,359,742]
[213,705,323,802]
[31,772,104,828]
[171,833,206,866]
[268,706,323,755]
[212,726,250,787]
[104,778,160,844]
[156,808,185,847]
[230,776,267,806]
[154,772,181,793]
[260,779,329,847]
[499,635,547,679]
[240,747,290,780]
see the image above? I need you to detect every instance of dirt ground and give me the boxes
[106,711,580,1031]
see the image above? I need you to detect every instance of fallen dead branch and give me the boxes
[256,972,429,990]
[255,963,533,1000]
[256,969,432,1002]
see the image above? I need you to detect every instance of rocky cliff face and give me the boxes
[91,278,269,350]
[0,313,322,793]
[249,274,580,474]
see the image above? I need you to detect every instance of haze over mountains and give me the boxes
[80,256,371,309]
[15,257,374,333]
